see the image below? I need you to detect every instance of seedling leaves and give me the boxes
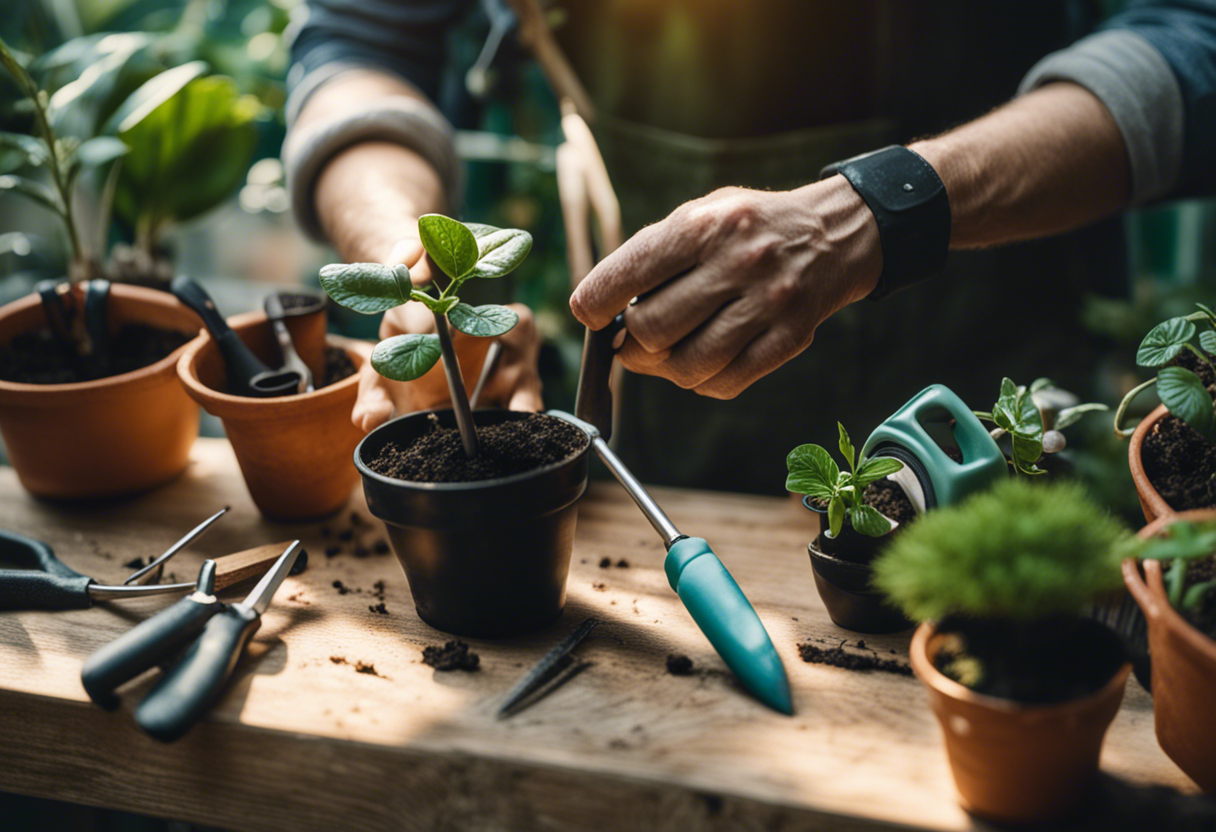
[466,223,533,279]
[319,262,412,314]
[418,214,479,280]
[1200,329,1216,356]
[1055,402,1109,431]
[1157,366,1214,438]
[371,333,442,381]
[854,457,904,487]
[1137,317,1196,367]
[785,444,839,499]
[851,504,892,537]
[827,494,845,538]
[448,302,518,337]
[837,423,856,472]
[993,377,1044,475]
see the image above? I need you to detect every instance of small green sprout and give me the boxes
[973,378,1108,475]
[785,423,905,538]
[1132,520,1216,614]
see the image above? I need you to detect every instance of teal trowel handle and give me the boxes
[665,537,793,715]
[860,384,1006,508]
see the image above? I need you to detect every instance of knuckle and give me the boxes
[764,271,802,306]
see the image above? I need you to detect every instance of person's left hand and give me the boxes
[351,240,544,432]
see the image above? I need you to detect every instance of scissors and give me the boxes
[0,509,229,612]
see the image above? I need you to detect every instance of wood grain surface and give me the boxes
[0,439,1195,831]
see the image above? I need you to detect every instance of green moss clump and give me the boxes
[872,479,1130,622]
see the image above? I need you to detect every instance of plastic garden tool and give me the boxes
[551,317,793,715]
[170,276,301,398]
[35,278,113,378]
[859,384,1008,513]
[263,293,314,394]
[124,540,302,742]
[0,508,228,611]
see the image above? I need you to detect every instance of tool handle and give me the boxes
[0,529,82,578]
[574,313,624,439]
[0,569,92,611]
[81,594,221,709]
[135,605,260,742]
[171,276,273,393]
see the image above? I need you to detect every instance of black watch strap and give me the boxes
[820,145,951,300]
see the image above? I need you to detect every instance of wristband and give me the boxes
[820,146,950,300]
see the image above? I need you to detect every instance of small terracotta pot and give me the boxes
[178,311,366,521]
[1129,404,1173,523]
[1124,509,1216,792]
[0,284,202,498]
[910,621,1131,824]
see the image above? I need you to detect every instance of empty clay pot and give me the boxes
[178,311,366,520]
[1128,404,1173,524]
[0,284,202,498]
[910,621,1131,824]
[1123,509,1216,793]
[356,408,590,638]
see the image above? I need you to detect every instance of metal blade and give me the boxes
[499,617,599,717]
[124,507,229,586]
[237,541,303,616]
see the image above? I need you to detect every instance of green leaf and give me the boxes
[1158,366,1215,438]
[1010,434,1046,476]
[1054,402,1109,431]
[318,263,411,314]
[447,303,518,337]
[993,378,1043,439]
[827,494,845,538]
[1196,303,1216,329]
[785,444,839,499]
[1200,330,1216,356]
[73,136,127,168]
[465,223,533,279]
[837,422,856,473]
[370,333,442,382]
[851,504,893,537]
[105,61,209,134]
[0,131,47,167]
[1029,377,1055,393]
[0,174,63,214]
[1138,317,1196,367]
[417,214,479,280]
[854,456,904,487]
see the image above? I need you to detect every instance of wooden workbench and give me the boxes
[0,438,1196,831]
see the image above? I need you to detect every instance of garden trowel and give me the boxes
[551,316,793,715]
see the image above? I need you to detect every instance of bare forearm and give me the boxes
[294,72,446,264]
[910,82,1130,249]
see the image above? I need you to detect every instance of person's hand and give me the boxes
[351,239,544,432]
[569,179,883,399]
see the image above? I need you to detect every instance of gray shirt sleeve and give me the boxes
[1019,29,1184,204]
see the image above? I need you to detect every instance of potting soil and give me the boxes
[1142,415,1216,512]
[422,640,481,671]
[0,324,190,384]
[322,346,356,387]
[367,412,588,483]
[1182,556,1216,640]
[797,641,912,676]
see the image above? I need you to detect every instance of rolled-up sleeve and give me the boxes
[1020,0,1216,203]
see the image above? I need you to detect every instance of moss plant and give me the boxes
[873,479,1130,622]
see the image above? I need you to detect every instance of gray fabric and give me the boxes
[282,91,461,242]
[1019,29,1184,203]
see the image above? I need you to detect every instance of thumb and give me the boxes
[352,363,396,432]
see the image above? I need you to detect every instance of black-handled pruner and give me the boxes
[0,508,228,612]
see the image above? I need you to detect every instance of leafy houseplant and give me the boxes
[874,479,1132,823]
[1117,305,1216,519]
[320,213,531,457]
[972,377,1108,476]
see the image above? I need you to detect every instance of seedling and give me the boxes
[973,378,1108,475]
[319,214,532,457]
[1132,520,1216,616]
[1115,304,1216,440]
[785,423,905,538]
[873,479,1129,622]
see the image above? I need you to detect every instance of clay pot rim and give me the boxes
[177,310,365,417]
[910,620,1132,715]
[1123,509,1216,666]
[0,283,202,401]
[354,408,591,493]
[1129,404,1174,523]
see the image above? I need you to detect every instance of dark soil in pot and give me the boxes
[808,480,916,562]
[1178,555,1216,641]
[1140,349,1216,511]
[0,324,190,384]
[932,615,1127,705]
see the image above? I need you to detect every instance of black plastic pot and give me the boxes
[355,408,590,638]
[802,496,911,634]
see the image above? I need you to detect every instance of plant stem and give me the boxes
[1185,343,1216,375]
[434,311,479,458]
[1113,377,1158,439]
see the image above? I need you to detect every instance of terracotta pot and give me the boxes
[0,284,202,498]
[178,311,366,521]
[1123,509,1216,792]
[910,621,1131,824]
[1129,404,1173,523]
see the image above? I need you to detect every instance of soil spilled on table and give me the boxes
[368,412,588,483]
[798,640,912,676]
[422,640,481,671]
[0,324,190,384]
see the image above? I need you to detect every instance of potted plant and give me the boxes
[873,479,1133,824]
[785,423,908,632]
[1122,511,1216,793]
[1115,305,1216,520]
[972,377,1108,477]
[0,37,208,498]
[319,214,591,637]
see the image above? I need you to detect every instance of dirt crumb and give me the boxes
[797,642,912,676]
[368,602,388,615]
[332,580,353,595]
[592,581,607,591]
[123,557,145,569]
[599,557,612,568]
[616,558,630,568]
[666,654,695,676]
[422,640,480,672]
